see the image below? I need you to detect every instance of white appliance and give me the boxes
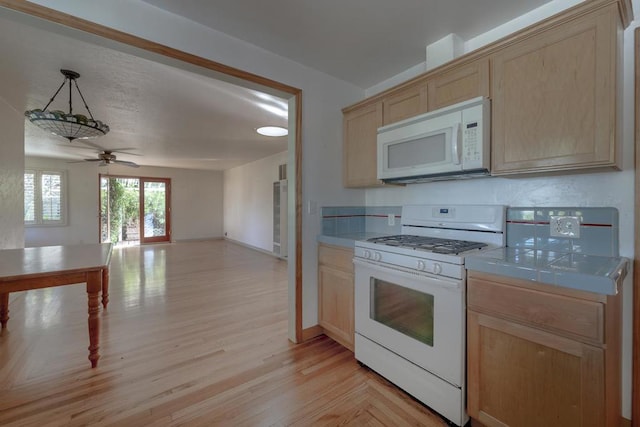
[377,97,490,183]
[354,204,505,426]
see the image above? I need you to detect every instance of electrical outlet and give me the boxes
[550,216,580,238]
[388,214,395,226]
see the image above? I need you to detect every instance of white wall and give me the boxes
[364,14,639,422]
[0,96,24,249]
[223,151,287,252]
[366,0,584,96]
[18,0,366,336]
[25,156,224,247]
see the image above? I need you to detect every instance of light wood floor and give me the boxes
[0,240,448,426]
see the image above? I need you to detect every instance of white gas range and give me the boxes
[354,204,505,426]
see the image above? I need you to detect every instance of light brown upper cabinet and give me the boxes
[427,59,490,111]
[382,82,428,125]
[343,102,384,188]
[491,3,621,175]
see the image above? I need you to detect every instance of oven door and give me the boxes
[354,258,465,387]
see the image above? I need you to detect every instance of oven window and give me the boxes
[370,278,434,346]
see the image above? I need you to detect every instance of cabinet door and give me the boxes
[318,264,354,350]
[427,59,489,111]
[343,102,383,188]
[382,82,428,125]
[467,310,604,427]
[491,4,619,175]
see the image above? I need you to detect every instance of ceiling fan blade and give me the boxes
[114,160,140,168]
[109,148,142,156]
[83,158,102,162]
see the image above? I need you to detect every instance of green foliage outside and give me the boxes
[101,178,166,243]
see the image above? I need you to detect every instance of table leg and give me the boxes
[87,270,101,368]
[0,293,8,329]
[101,267,110,309]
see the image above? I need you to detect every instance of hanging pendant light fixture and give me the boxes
[25,69,109,141]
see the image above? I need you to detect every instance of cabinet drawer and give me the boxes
[318,244,354,273]
[468,278,604,344]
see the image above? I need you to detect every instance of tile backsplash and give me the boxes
[321,206,401,236]
[506,207,619,257]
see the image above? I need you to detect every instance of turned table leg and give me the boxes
[101,267,109,309]
[0,293,8,329]
[87,270,101,368]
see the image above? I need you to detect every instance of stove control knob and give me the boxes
[363,250,371,259]
[433,263,442,275]
[373,252,382,262]
[416,260,426,271]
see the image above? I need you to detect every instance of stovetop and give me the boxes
[366,234,488,255]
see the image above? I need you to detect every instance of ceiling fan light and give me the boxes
[24,69,110,142]
[257,126,288,137]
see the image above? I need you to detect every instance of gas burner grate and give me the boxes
[367,234,487,255]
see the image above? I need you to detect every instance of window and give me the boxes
[24,169,67,226]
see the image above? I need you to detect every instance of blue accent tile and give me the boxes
[349,216,365,233]
[337,217,350,235]
[506,223,536,247]
[322,207,338,217]
[342,206,365,216]
[571,227,616,257]
[322,217,336,235]
[573,207,618,226]
[507,208,535,222]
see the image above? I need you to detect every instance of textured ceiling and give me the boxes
[141,0,555,88]
[0,10,289,171]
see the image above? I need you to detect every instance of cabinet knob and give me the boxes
[433,263,442,275]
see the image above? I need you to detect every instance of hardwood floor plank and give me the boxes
[0,240,448,426]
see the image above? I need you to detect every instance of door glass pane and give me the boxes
[143,181,166,238]
[370,278,434,346]
[387,130,448,168]
[100,177,140,245]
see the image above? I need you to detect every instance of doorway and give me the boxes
[100,174,171,246]
[0,1,305,343]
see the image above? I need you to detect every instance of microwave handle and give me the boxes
[451,123,461,165]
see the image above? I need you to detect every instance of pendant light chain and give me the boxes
[73,79,97,121]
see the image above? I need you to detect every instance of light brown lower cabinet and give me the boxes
[318,243,354,350]
[467,271,621,427]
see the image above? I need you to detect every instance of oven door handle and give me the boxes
[353,258,462,291]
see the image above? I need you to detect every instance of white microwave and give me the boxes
[377,97,490,183]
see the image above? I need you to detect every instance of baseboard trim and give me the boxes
[173,237,223,243]
[620,417,631,427]
[224,237,287,260]
[301,325,324,342]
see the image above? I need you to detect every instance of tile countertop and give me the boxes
[466,247,629,295]
[317,232,388,249]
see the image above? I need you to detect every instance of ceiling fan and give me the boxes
[67,141,141,168]
[82,150,140,168]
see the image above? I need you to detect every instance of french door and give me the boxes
[99,174,171,245]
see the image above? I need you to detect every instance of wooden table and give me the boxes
[0,243,112,368]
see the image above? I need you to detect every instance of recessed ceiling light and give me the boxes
[257,126,288,137]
